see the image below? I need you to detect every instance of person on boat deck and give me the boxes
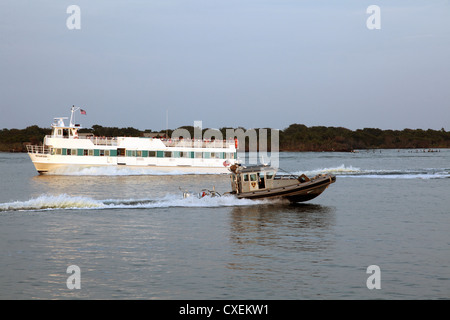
[258,173,265,189]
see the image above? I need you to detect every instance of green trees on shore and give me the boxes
[1,123,449,152]
[0,125,51,152]
[280,124,450,151]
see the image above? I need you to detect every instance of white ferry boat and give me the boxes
[26,107,237,175]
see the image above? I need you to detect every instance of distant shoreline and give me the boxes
[1,124,449,153]
[1,148,447,154]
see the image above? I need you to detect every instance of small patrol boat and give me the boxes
[181,187,222,199]
[225,163,336,203]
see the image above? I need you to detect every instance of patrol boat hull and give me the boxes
[233,174,336,202]
[228,164,336,203]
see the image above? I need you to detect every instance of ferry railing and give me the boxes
[44,135,118,146]
[89,136,118,146]
[42,135,234,148]
[160,139,235,149]
[26,145,51,154]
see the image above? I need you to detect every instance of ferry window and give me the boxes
[83,149,88,156]
[105,150,110,156]
[179,151,185,158]
[250,174,257,181]
[149,151,156,157]
[164,151,172,157]
[100,150,105,156]
[266,172,274,179]
[57,129,62,136]
[56,149,62,155]
[203,152,210,159]
[77,149,83,156]
[244,174,249,182]
[136,150,142,157]
[88,149,94,156]
[195,152,203,159]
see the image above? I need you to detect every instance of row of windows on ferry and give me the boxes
[52,148,235,159]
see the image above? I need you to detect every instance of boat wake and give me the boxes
[0,193,266,212]
[296,164,450,179]
[50,166,218,176]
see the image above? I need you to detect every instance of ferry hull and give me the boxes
[29,156,230,175]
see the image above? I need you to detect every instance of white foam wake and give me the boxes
[294,164,450,179]
[50,166,219,176]
[298,164,362,176]
[0,193,265,212]
[0,194,104,212]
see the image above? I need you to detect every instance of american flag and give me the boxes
[80,109,86,115]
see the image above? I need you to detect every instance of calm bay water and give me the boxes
[0,150,449,299]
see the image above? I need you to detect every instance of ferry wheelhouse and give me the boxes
[26,107,237,174]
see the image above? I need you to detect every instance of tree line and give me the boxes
[279,124,450,151]
[1,123,449,152]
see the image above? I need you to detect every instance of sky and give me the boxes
[1,0,449,132]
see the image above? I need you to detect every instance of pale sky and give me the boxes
[1,0,449,131]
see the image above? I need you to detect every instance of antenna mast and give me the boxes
[166,109,168,138]
[69,105,80,127]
